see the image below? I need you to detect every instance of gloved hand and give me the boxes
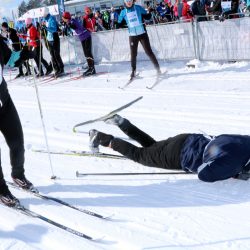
[219,15,225,22]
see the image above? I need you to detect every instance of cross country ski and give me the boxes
[32,149,126,160]
[73,96,143,131]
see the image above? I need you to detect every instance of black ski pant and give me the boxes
[111,119,182,170]
[34,45,49,74]
[48,38,64,73]
[81,37,94,68]
[129,33,160,72]
[0,96,25,186]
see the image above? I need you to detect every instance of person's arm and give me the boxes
[118,9,125,23]
[0,36,11,66]
[46,16,58,33]
[68,19,77,30]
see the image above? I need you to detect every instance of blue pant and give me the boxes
[198,134,250,182]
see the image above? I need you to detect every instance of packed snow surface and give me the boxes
[1,60,250,250]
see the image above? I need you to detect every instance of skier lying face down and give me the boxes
[89,115,250,182]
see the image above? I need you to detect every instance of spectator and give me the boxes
[110,7,119,29]
[102,10,110,30]
[181,0,193,21]
[95,11,105,31]
[1,22,31,78]
[191,0,208,21]
[223,0,240,18]
[83,7,96,32]
[206,0,222,19]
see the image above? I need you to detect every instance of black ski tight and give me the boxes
[0,97,25,184]
[129,33,160,72]
[48,36,64,72]
[81,37,94,68]
[111,119,183,170]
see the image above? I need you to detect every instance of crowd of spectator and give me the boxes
[58,0,249,36]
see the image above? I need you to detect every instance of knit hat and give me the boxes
[25,18,33,26]
[62,11,71,20]
[84,6,91,13]
[1,22,8,28]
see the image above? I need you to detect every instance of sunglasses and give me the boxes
[124,0,133,3]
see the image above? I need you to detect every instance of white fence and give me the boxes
[43,17,250,65]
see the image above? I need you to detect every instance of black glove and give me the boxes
[219,15,225,22]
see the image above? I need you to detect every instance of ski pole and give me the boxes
[106,29,116,82]
[76,171,193,177]
[30,59,56,179]
[152,18,166,63]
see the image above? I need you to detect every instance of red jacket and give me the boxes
[173,1,192,20]
[83,14,96,32]
[19,25,39,48]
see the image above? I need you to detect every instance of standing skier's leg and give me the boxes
[0,154,19,206]
[81,37,96,76]
[0,97,33,190]
[139,33,160,73]
[129,36,139,78]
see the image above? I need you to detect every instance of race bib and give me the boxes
[126,10,140,28]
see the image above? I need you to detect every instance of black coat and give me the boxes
[0,36,11,108]
[207,0,222,16]
[6,27,23,52]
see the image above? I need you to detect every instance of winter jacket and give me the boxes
[6,27,23,51]
[206,0,222,16]
[223,0,239,17]
[0,37,11,108]
[173,0,193,20]
[180,134,210,172]
[44,14,58,42]
[19,25,39,48]
[191,0,208,21]
[69,18,90,42]
[118,4,151,36]
[83,14,96,32]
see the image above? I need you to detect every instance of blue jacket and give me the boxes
[44,14,58,42]
[118,4,147,36]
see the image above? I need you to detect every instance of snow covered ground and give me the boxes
[1,60,250,250]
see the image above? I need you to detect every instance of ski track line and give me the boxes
[14,99,250,114]
[17,192,180,249]
[0,204,100,250]
[14,99,250,124]
[18,105,250,129]
[9,85,250,99]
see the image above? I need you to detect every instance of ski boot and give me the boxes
[83,67,96,77]
[0,184,20,207]
[55,69,65,78]
[15,73,24,79]
[45,65,53,76]
[130,70,136,78]
[89,129,114,153]
[12,175,38,193]
[104,114,124,126]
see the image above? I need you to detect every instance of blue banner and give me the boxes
[57,0,65,17]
